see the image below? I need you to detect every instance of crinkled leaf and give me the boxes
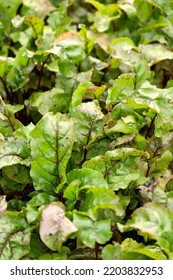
[14,122,35,140]
[7,200,25,212]
[139,44,173,66]
[23,0,53,17]
[83,148,149,190]
[0,172,26,194]
[110,37,136,52]
[152,186,167,206]
[105,117,137,135]
[54,32,85,75]
[73,211,112,248]
[113,50,151,89]
[82,186,124,218]
[135,82,173,136]
[0,212,30,259]
[67,168,108,189]
[39,202,78,251]
[106,73,135,108]
[102,243,123,260]
[117,203,173,254]
[0,164,32,194]
[74,100,104,148]
[121,238,167,260]
[30,112,74,193]
[149,150,172,177]
[29,88,71,115]
[0,97,23,137]
[110,134,136,149]
[6,47,35,90]
[0,136,31,169]
[102,238,167,260]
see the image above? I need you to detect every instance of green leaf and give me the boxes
[0,211,30,259]
[5,104,24,118]
[83,148,149,190]
[166,191,173,213]
[14,122,35,140]
[102,243,123,260]
[79,24,94,55]
[24,233,47,260]
[0,56,14,76]
[121,238,167,260]
[73,211,112,248]
[68,247,96,260]
[73,100,104,152]
[39,202,78,251]
[139,44,173,66]
[105,118,137,135]
[69,82,92,115]
[119,3,136,20]
[103,238,167,260]
[0,0,22,29]
[63,179,81,210]
[110,37,136,52]
[26,192,57,224]
[7,199,25,212]
[109,134,136,149]
[38,247,70,260]
[113,50,151,89]
[134,134,147,150]
[67,168,108,189]
[118,203,173,254]
[134,0,153,23]
[47,5,71,33]
[0,97,23,137]
[86,1,121,32]
[0,136,31,169]
[82,186,124,218]
[149,150,173,177]
[29,88,71,115]
[54,32,85,75]
[132,81,173,136]
[0,164,32,194]
[23,0,53,17]
[30,112,74,194]
[85,0,104,11]
[106,73,135,108]
[6,47,35,90]
[24,16,44,39]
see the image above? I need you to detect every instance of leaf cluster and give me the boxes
[1,0,173,260]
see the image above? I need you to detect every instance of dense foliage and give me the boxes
[1,0,173,260]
